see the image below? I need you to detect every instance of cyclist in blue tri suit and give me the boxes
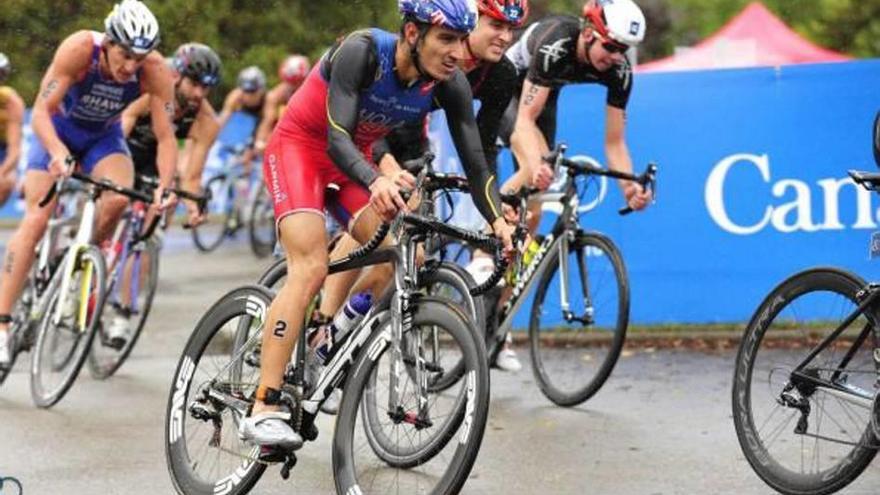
[0,0,176,367]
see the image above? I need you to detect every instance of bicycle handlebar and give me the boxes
[541,144,658,215]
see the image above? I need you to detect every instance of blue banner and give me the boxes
[432,59,880,325]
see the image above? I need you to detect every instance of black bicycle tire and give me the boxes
[30,246,107,408]
[415,261,484,392]
[191,176,232,253]
[528,232,629,407]
[165,285,272,495]
[333,298,490,495]
[89,238,161,379]
[248,186,276,258]
[731,267,879,495]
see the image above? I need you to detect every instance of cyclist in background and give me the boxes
[0,0,175,367]
[501,0,653,212]
[113,43,222,346]
[252,55,310,156]
[464,0,655,369]
[0,53,24,206]
[218,66,267,128]
[239,0,516,448]
[123,42,222,226]
[218,66,267,171]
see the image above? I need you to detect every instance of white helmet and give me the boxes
[583,0,646,48]
[0,53,9,81]
[104,0,161,55]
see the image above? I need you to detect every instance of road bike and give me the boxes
[164,204,506,494]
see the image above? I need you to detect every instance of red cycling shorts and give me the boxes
[262,131,371,231]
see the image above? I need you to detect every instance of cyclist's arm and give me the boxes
[120,93,151,137]
[31,31,92,161]
[0,89,24,175]
[326,33,381,188]
[605,105,634,185]
[508,79,551,192]
[141,53,178,189]
[436,71,503,225]
[253,86,280,153]
[217,89,240,128]
[181,100,221,196]
[474,61,517,170]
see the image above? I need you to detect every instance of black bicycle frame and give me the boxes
[788,284,880,402]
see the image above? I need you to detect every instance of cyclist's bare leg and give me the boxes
[252,212,328,415]
[0,170,56,337]
[0,172,17,207]
[91,153,135,243]
[318,233,363,319]
[343,206,397,300]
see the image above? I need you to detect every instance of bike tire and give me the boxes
[165,285,272,495]
[248,186,276,259]
[333,298,490,495]
[30,246,107,408]
[191,175,232,253]
[529,232,629,407]
[732,267,879,495]
[415,261,484,392]
[89,238,161,379]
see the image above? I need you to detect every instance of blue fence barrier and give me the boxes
[431,59,880,325]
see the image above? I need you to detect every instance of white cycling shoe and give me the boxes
[495,348,523,372]
[238,411,303,450]
[321,389,342,415]
[0,331,12,367]
[106,314,132,347]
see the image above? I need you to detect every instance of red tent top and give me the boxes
[637,1,851,73]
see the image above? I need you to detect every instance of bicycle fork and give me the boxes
[387,240,432,429]
[52,199,97,331]
[558,232,595,326]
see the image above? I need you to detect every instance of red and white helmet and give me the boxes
[583,0,646,48]
[278,55,310,85]
[477,0,529,27]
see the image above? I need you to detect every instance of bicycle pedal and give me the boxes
[258,446,288,463]
[280,453,297,480]
[300,421,319,442]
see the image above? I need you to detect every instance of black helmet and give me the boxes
[173,43,221,87]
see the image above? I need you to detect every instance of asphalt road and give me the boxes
[0,233,877,494]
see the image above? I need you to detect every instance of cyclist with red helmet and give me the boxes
[252,55,310,155]
[239,0,516,448]
[501,0,653,212]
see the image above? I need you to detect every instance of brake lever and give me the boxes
[619,162,658,216]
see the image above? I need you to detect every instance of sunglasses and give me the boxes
[593,31,629,54]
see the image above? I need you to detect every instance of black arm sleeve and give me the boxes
[325,33,380,188]
[472,59,518,171]
[436,70,502,224]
